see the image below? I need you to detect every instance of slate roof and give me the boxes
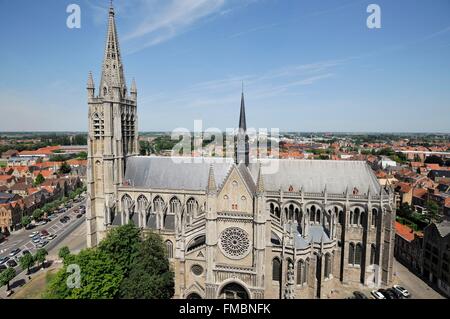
[124,156,381,195]
[435,219,450,238]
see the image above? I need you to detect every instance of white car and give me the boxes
[371,290,385,299]
[393,285,410,298]
[28,231,39,238]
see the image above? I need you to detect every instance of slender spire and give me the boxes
[87,72,95,89]
[100,2,126,96]
[207,164,217,194]
[235,87,249,166]
[130,78,137,93]
[256,163,265,194]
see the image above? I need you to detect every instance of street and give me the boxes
[0,198,87,297]
[393,258,446,299]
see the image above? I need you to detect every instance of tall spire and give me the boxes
[235,86,249,166]
[100,1,126,96]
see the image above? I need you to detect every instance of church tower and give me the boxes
[86,3,138,247]
[235,88,250,166]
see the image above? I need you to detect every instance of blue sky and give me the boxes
[0,0,449,132]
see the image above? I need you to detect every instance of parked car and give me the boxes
[41,230,49,236]
[0,256,10,265]
[387,288,401,299]
[47,234,57,240]
[32,237,41,244]
[6,259,17,268]
[22,250,31,256]
[76,213,83,218]
[29,231,39,238]
[378,289,394,299]
[0,264,6,272]
[60,217,67,223]
[371,290,385,299]
[36,240,49,248]
[353,291,368,299]
[9,248,21,257]
[393,285,410,298]
[25,224,35,230]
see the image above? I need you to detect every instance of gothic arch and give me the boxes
[217,279,252,299]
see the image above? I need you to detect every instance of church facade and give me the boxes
[87,5,396,299]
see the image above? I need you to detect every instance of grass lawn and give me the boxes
[0,160,6,167]
[12,267,60,299]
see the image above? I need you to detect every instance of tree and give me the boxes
[59,162,71,175]
[76,151,87,160]
[45,248,124,299]
[19,254,35,275]
[119,232,174,299]
[34,173,45,186]
[35,248,48,269]
[425,200,440,222]
[98,223,141,273]
[32,209,44,221]
[58,246,71,260]
[0,268,16,291]
[21,216,32,228]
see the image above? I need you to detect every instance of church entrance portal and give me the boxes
[219,282,249,299]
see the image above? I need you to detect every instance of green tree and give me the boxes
[34,173,45,186]
[76,151,87,160]
[425,200,440,222]
[32,209,44,221]
[35,249,48,269]
[45,248,124,299]
[59,162,71,175]
[119,232,174,299]
[98,223,141,273]
[19,253,35,275]
[21,216,32,228]
[58,246,71,260]
[0,268,16,291]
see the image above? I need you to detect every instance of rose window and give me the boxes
[219,227,250,259]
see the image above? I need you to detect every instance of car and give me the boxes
[378,289,395,299]
[35,220,47,226]
[0,256,9,265]
[22,250,30,256]
[36,240,48,248]
[387,288,401,299]
[41,230,49,236]
[371,290,386,299]
[353,291,368,299]
[47,234,57,240]
[29,231,39,238]
[25,224,35,230]
[9,248,21,257]
[0,264,7,272]
[393,285,410,298]
[6,259,17,268]
[32,237,41,243]
[76,213,83,218]
[60,217,67,223]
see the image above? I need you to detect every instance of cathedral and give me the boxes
[86,4,396,299]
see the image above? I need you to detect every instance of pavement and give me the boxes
[392,258,446,299]
[0,198,87,298]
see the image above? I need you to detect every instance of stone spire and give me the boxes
[87,71,95,89]
[99,1,126,97]
[235,87,249,166]
[130,78,137,100]
[207,164,217,194]
[256,163,264,194]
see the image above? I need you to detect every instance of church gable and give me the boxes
[217,165,253,213]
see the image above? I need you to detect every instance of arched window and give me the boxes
[288,204,294,221]
[187,198,198,220]
[137,195,148,214]
[309,208,314,222]
[153,196,164,213]
[170,197,181,214]
[324,253,332,278]
[122,195,132,215]
[348,243,355,265]
[355,243,362,265]
[272,258,281,281]
[165,240,173,259]
[338,211,344,225]
[297,260,304,284]
[303,258,309,285]
[370,244,376,265]
[316,209,321,224]
[371,209,378,227]
[270,203,274,214]
[353,208,360,225]
[359,211,365,227]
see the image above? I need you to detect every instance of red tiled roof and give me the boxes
[0,175,13,181]
[413,188,428,198]
[395,222,415,242]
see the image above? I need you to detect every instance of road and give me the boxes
[0,198,87,297]
[393,259,446,299]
